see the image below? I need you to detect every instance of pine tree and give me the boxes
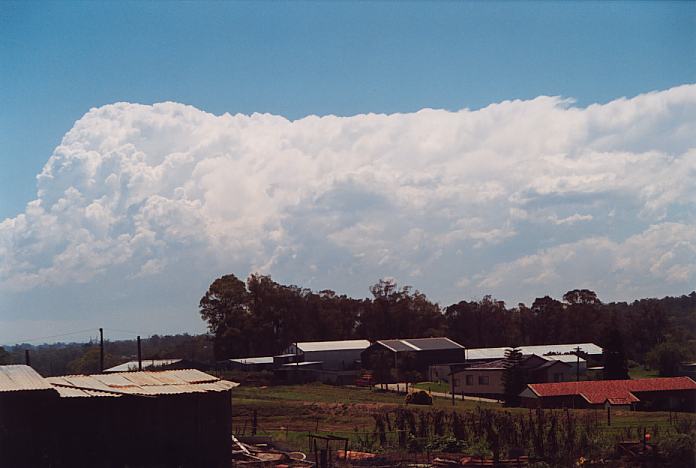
[602,327,629,380]
[502,347,525,406]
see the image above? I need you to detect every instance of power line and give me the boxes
[10,328,98,344]
[103,327,156,337]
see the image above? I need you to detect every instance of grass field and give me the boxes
[230,383,695,454]
[412,381,451,393]
[628,365,660,379]
[231,384,501,451]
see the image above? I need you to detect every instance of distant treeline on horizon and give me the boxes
[2,273,695,377]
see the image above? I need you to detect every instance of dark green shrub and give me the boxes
[427,435,467,453]
[405,390,433,405]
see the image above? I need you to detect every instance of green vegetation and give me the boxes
[647,341,694,377]
[628,365,660,379]
[231,383,494,409]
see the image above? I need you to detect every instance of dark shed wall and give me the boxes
[521,394,590,409]
[633,389,696,412]
[52,391,233,468]
[1,390,233,468]
[0,391,59,468]
[362,343,466,375]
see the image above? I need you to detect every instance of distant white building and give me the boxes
[226,356,275,371]
[104,358,209,373]
[465,343,602,364]
[284,339,371,370]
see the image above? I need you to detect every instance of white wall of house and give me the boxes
[453,369,504,396]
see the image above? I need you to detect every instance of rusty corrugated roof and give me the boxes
[0,365,56,393]
[47,369,238,397]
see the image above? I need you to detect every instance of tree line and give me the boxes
[200,273,696,373]
[3,273,693,377]
[0,334,214,377]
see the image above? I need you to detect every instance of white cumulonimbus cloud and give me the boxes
[2,84,696,307]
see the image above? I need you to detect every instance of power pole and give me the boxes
[575,346,581,382]
[137,335,142,371]
[24,349,31,367]
[99,328,104,373]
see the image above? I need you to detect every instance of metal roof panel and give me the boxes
[468,343,602,361]
[104,359,183,373]
[296,340,371,352]
[0,365,56,393]
[378,337,464,352]
[46,369,238,397]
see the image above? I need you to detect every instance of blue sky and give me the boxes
[1,1,695,344]
[2,1,694,219]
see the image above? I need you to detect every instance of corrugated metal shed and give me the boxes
[467,343,602,360]
[281,361,323,367]
[104,359,183,373]
[229,356,274,365]
[46,369,238,397]
[295,340,371,352]
[0,365,56,393]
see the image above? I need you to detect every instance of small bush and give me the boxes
[407,433,425,452]
[660,433,696,467]
[427,435,467,453]
[405,390,433,405]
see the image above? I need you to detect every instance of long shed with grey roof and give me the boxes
[465,343,602,362]
[284,339,371,370]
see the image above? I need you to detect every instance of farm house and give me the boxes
[450,354,575,399]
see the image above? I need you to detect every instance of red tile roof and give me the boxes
[527,377,696,404]
[606,396,639,405]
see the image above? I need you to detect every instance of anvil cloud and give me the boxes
[2,85,696,319]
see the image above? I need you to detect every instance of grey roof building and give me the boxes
[362,337,466,376]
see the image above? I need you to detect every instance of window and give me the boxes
[478,375,490,385]
[465,375,474,386]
